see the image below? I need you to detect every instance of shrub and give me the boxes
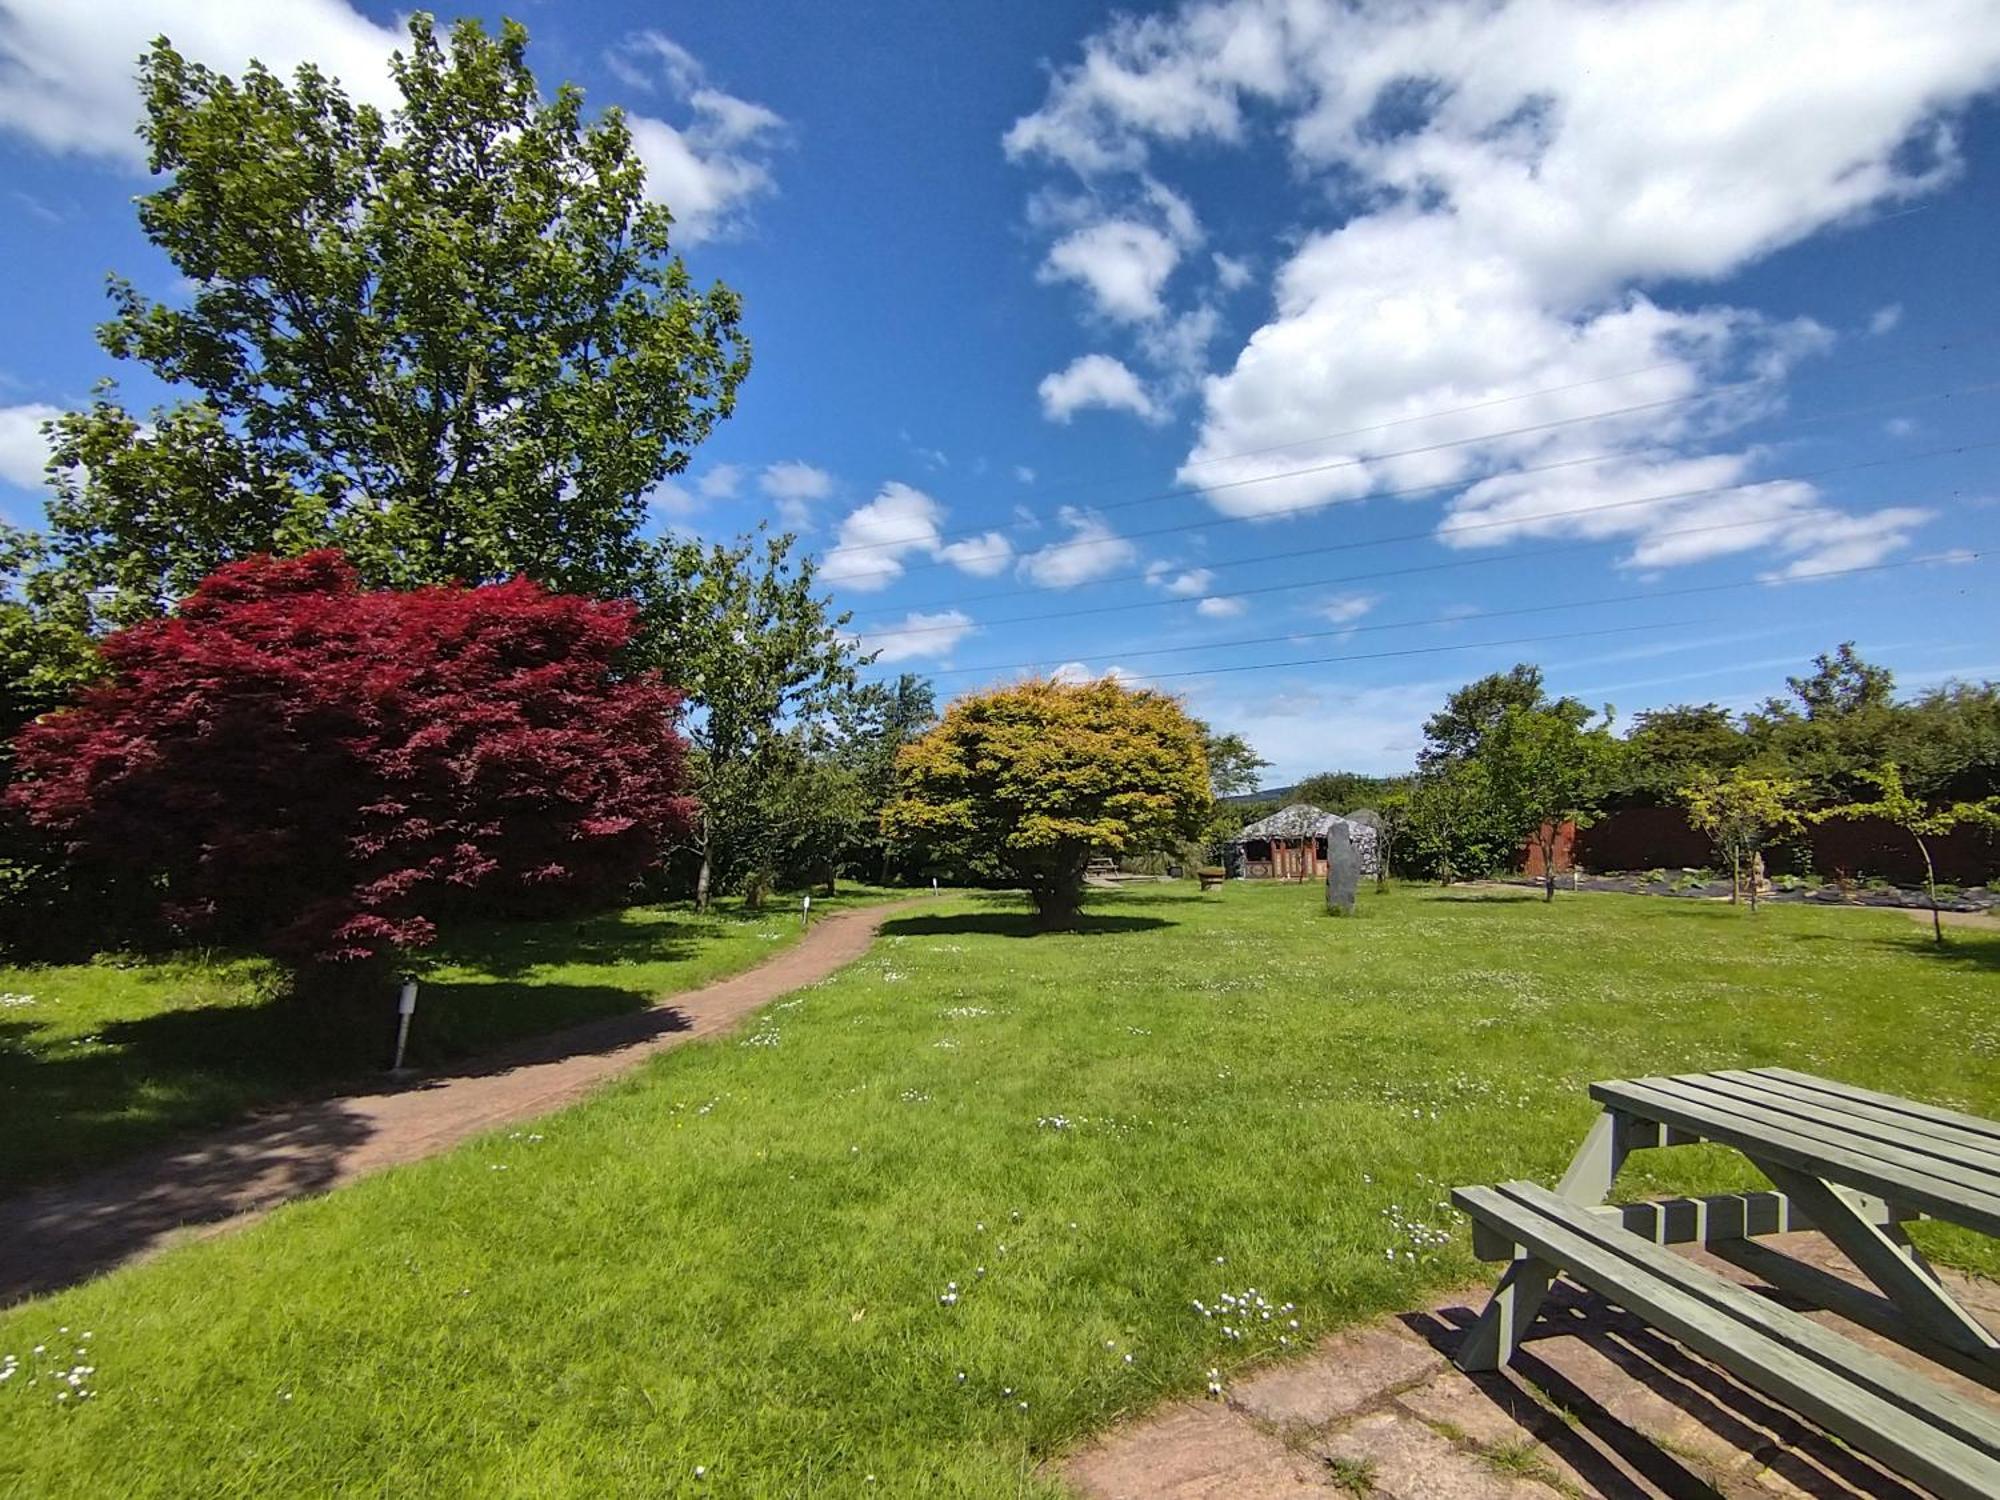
[883,677,1210,929]
[9,552,692,1001]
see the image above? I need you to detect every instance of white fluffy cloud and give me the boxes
[611,32,786,242]
[757,459,834,526]
[0,403,61,491]
[1009,0,2000,567]
[1148,564,1214,597]
[1038,354,1160,423]
[1038,219,1181,322]
[0,8,783,245]
[760,461,832,503]
[1315,593,1378,625]
[1018,506,1140,588]
[1196,595,1246,618]
[1051,661,1141,685]
[819,482,1014,592]
[856,609,976,663]
[697,463,745,499]
[0,0,402,161]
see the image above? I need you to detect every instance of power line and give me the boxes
[992,315,1982,508]
[820,338,2000,567]
[835,380,2000,597]
[914,552,1982,680]
[847,450,2000,638]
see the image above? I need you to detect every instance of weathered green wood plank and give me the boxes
[1452,1182,2000,1499]
[1686,1072,2000,1177]
[1721,1069,2000,1159]
[1591,1078,2000,1234]
[1752,1068,2000,1144]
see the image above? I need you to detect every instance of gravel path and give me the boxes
[0,897,926,1306]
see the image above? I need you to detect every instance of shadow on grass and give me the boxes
[878,910,1178,940]
[1785,928,2000,974]
[0,1096,377,1307]
[0,904,745,1197]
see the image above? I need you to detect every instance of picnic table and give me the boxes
[1452,1068,2000,1499]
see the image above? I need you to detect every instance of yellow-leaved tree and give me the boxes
[882,677,1212,930]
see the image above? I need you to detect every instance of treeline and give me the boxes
[1218,647,2000,923]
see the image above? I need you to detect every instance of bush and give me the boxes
[9,552,692,1000]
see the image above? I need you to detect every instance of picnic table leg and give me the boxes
[1758,1162,2000,1360]
[1458,1112,1627,1371]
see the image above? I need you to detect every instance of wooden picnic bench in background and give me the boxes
[1452,1068,2000,1499]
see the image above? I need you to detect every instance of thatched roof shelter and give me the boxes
[1230,803,1378,878]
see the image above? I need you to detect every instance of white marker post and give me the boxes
[801,893,812,930]
[390,977,419,1075]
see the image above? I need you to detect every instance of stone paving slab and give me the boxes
[1064,1231,2000,1500]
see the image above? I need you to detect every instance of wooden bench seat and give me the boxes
[1453,1179,2000,1500]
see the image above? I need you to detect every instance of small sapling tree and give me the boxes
[1481,705,1622,901]
[1812,762,2000,943]
[1678,769,1808,910]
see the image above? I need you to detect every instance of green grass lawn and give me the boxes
[1,883,1994,1498]
[0,885,900,1193]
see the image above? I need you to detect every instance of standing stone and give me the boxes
[1326,827,1360,915]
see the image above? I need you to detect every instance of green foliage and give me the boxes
[34,14,748,623]
[1419,662,1586,769]
[636,531,859,906]
[883,678,1211,928]
[1813,761,2000,942]
[1678,769,1809,909]
[1405,760,1508,882]
[1622,703,1750,798]
[1480,706,1623,899]
[1200,728,1271,798]
[1291,768,1406,813]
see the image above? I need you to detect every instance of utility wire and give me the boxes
[916,552,1982,679]
[819,338,2000,566]
[996,315,1981,505]
[837,381,2000,597]
[848,447,2000,638]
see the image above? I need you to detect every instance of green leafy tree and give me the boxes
[1370,786,1411,890]
[639,531,857,909]
[1419,663,1586,769]
[842,674,939,882]
[1745,643,1901,796]
[1622,704,1749,799]
[34,14,748,624]
[1292,769,1401,812]
[1201,728,1271,799]
[1813,762,2000,944]
[1480,705,1623,901]
[1405,761,1503,885]
[883,678,1211,930]
[1678,769,1809,910]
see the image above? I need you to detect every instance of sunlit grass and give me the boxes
[1,883,1992,1497]
[0,885,901,1191]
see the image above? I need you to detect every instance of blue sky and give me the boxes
[3,1,1998,781]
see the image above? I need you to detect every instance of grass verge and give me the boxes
[0,883,1993,1497]
[0,885,902,1192]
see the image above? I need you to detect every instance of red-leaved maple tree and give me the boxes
[9,551,691,990]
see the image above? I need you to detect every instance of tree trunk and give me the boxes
[694,851,712,914]
[1540,831,1557,901]
[1729,850,1741,905]
[1915,833,1943,945]
[1029,864,1084,931]
[1748,849,1763,913]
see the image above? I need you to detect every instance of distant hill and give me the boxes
[1218,785,1297,806]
